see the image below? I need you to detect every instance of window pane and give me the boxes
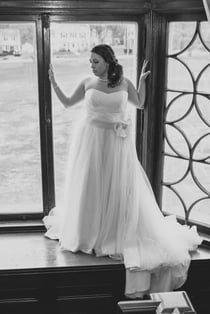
[162,21,210,227]
[0,22,42,214]
[50,22,138,204]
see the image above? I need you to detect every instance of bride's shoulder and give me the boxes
[120,77,130,91]
[122,77,133,87]
[83,77,98,90]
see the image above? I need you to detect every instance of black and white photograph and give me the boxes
[0,1,209,313]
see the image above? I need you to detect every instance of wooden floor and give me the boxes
[0,232,209,314]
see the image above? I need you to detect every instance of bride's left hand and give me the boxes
[140,60,151,81]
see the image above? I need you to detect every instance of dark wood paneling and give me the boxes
[0,0,150,14]
[141,11,167,195]
[0,266,125,314]
[0,256,209,313]
[0,0,205,14]
[179,259,210,314]
[152,0,204,12]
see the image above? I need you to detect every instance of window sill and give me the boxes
[0,222,209,251]
[200,233,210,250]
[0,220,45,233]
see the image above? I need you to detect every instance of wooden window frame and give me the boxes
[0,14,54,226]
[145,11,209,236]
[0,6,145,232]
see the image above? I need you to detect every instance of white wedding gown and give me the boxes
[43,88,202,297]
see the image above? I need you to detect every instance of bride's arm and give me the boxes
[48,64,85,108]
[126,60,150,110]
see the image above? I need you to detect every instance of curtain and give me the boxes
[203,0,210,23]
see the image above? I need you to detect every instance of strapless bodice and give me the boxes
[85,88,128,123]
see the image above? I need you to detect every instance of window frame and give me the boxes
[0,12,145,228]
[146,11,210,235]
[0,14,54,223]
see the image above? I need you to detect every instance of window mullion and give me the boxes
[37,14,55,216]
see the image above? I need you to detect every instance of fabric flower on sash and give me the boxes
[114,119,131,138]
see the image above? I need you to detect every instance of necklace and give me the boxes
[98,77,108,82]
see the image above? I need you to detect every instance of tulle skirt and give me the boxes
[43,116,202,297]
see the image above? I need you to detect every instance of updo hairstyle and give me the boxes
[91,44,123,88]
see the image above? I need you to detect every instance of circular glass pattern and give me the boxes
[177,107,210,147]
[189,198,210,226]
[191,162,210,195]
[168,22,197,56]
[165,93,193,123]
[191,133,210,194]
[174,173,206,209]
[163,156,189,185]
[166,91,180,107]
[179,36,210,79]
[199,21,210,51]
[165,124,190,159]
[195,95,210,127]
[167,58,194,92]
[197,64,210,94]
[162,186,186,218]
[192,133,210,161]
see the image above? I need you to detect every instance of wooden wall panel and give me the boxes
[0,259,209,313]
[0,265,125,314]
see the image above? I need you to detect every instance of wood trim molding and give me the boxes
[0,1,150,14]
[152,0,204,12]
[0,0,205,15]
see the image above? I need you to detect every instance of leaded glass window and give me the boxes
[162,22,210,228]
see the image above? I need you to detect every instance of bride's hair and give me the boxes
[91,44,123,88]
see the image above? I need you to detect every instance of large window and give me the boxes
[162,21,210,230]
[1,7,209,237]
[0,21,42,215]
[0,17,140,220]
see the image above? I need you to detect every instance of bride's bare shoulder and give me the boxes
[122,77,132,87]
[84,77,98,90]
[120,77,129,91]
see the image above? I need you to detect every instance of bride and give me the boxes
[43,44,202,298]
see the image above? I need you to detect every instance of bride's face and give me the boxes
[90,52,108,78]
